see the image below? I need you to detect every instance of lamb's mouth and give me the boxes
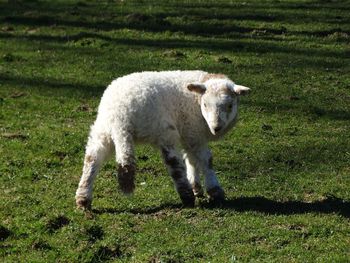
[209,125,223,135]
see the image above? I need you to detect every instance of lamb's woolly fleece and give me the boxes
[76,70,246,208]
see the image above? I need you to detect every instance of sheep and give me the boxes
[75,70,250,210]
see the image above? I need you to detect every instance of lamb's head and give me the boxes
[187,78,250,136]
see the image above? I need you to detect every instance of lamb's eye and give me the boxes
[226,104,233,112]
[203,103,207,108]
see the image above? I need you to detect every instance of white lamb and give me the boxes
[75,70,250,209]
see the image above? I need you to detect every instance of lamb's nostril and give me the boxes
[214,126,222,133]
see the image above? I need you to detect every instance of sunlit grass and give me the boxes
[0,0,349,262]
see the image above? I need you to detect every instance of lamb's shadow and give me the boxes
[93,203,183,215]
[93,196,350,218]
[204,196,350,218]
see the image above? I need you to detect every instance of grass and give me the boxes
[0,0,349,262]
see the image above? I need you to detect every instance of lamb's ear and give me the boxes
[233,84,250,96]
[187,83,206,94]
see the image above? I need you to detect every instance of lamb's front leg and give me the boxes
[183,152,204,197]
[161,146,195,207]
[195,147,225,202]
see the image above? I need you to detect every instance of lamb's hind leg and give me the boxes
[112,131,136,194]
[161,146,195,207]
[76,130,113,210]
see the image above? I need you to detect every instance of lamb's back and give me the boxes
[96,71,206,143]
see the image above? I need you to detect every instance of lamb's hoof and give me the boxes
[180,192,195,208]
[193,184,205,198]
[181,198,195,208]
[76,197,92,211]
[119,182,135,195]
[207,186,225,203]
[193,188,205,198]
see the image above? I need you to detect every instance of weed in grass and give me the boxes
[31,239,52,251]
[85,225,104,243]
[0,226,11,241]
[90,245,123,262]
[45,215,70,233]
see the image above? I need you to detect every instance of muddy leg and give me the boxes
[113,132,136,194]
[183,152,204,197]
[76,130,113,210]
[161,146,195,207]
[186,146,225,202]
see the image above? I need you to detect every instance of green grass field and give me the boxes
[1,0,349,262]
